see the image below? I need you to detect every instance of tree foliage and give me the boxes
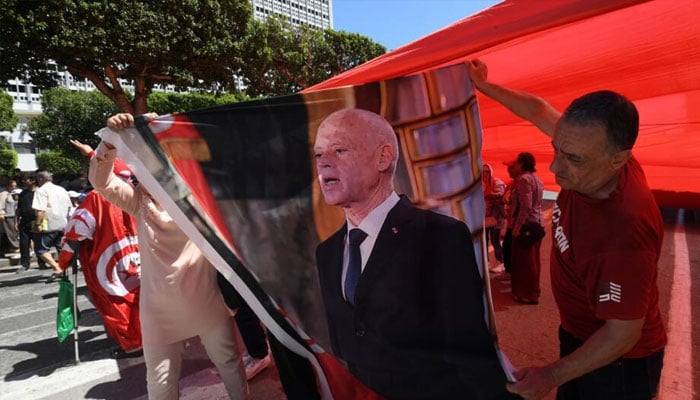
[35,151,81,176]
[27,88,253,167]
[147,91,251,115]
[1,0,252,114]
[240,17,386,97]
[1,0,385,112]
[28,88,119,161]
[0,92,19,132]
[0,149,18,177]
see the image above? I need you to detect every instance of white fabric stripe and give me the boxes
[101,128,336,400]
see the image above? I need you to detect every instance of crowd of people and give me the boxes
[5,57,668,400]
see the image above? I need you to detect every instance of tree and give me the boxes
[1,0,252,114]
[148,91,250,115]
[0,149,18,177]
[0,91,18,132]
[28,88,119,161]
[240,17,386,97]
[35,151,81,177]
[28,88,252,166]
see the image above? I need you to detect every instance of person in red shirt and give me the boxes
[469,59,666,400]
[58,146,143,358]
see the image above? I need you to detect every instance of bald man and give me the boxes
[314,109,514,399]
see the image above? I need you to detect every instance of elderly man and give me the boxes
[468,59,666,400]
[32,170,72,282]
[314,108,513,399]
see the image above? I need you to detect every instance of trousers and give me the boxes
[143,317,248,399]
[556,326,664,400]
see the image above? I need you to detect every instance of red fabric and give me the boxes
[511,238,542,302]
[550,159,666,358]
[306,0,700,207]
[58,191,142,351]
[151,114,237,249]
[316,353,386,400]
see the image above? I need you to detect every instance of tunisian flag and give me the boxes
[58,190,142,351]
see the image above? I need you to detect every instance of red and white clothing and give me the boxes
[58,190,142,351]
[551,157,666,358]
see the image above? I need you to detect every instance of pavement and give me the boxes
[1,207,698,399]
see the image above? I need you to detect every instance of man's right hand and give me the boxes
[107,113,135,130]
[468,59,489,88]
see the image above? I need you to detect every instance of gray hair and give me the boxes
[36,170,53,181]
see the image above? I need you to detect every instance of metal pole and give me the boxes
[71,257,80,364]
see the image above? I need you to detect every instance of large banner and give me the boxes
[99,61,511,399]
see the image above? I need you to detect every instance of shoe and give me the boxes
[111,347,144,359]
[15,266,30,274]
[513,296,539,305]
[45,271,66,283]
[488,262,504,274]
[244,353,271,380]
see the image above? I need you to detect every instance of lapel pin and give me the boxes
[392,227,398,234]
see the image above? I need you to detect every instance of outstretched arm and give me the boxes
[87,113,145,215]
[468,59,561,137]
[70,139,94,157]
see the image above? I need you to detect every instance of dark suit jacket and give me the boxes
[316,197,511,400]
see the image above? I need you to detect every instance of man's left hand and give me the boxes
[506,366,557,400]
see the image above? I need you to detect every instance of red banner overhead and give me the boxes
[308,0,700,208]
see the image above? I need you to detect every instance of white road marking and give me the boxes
[0,358,120,400]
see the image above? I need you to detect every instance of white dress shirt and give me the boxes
[341,191,400,300]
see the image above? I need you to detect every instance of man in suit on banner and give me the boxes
[314,108,515,399]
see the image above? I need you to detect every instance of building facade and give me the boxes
[251,0,332,29]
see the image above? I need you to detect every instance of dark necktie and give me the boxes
[345,228,367,305]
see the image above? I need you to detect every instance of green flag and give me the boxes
[57,278,74,343]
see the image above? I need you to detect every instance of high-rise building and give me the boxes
[251,0,333,29]
[3,0,335,170]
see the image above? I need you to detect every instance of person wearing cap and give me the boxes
[468,59,666,400]
[503,152,545,305]
[58,140,144,359]
[0,179,20,253]
[32,170,73,282]
[67,190,81,217]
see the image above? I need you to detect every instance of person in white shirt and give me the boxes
[32,170,72,282]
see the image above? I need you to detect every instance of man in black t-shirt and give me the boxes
[15,174,46,273]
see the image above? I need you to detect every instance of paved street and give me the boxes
[0,263,285,400]
[1,207,697,399]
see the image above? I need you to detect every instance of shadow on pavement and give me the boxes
[0,329,114,381]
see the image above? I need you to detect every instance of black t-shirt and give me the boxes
[16,190,37,227]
